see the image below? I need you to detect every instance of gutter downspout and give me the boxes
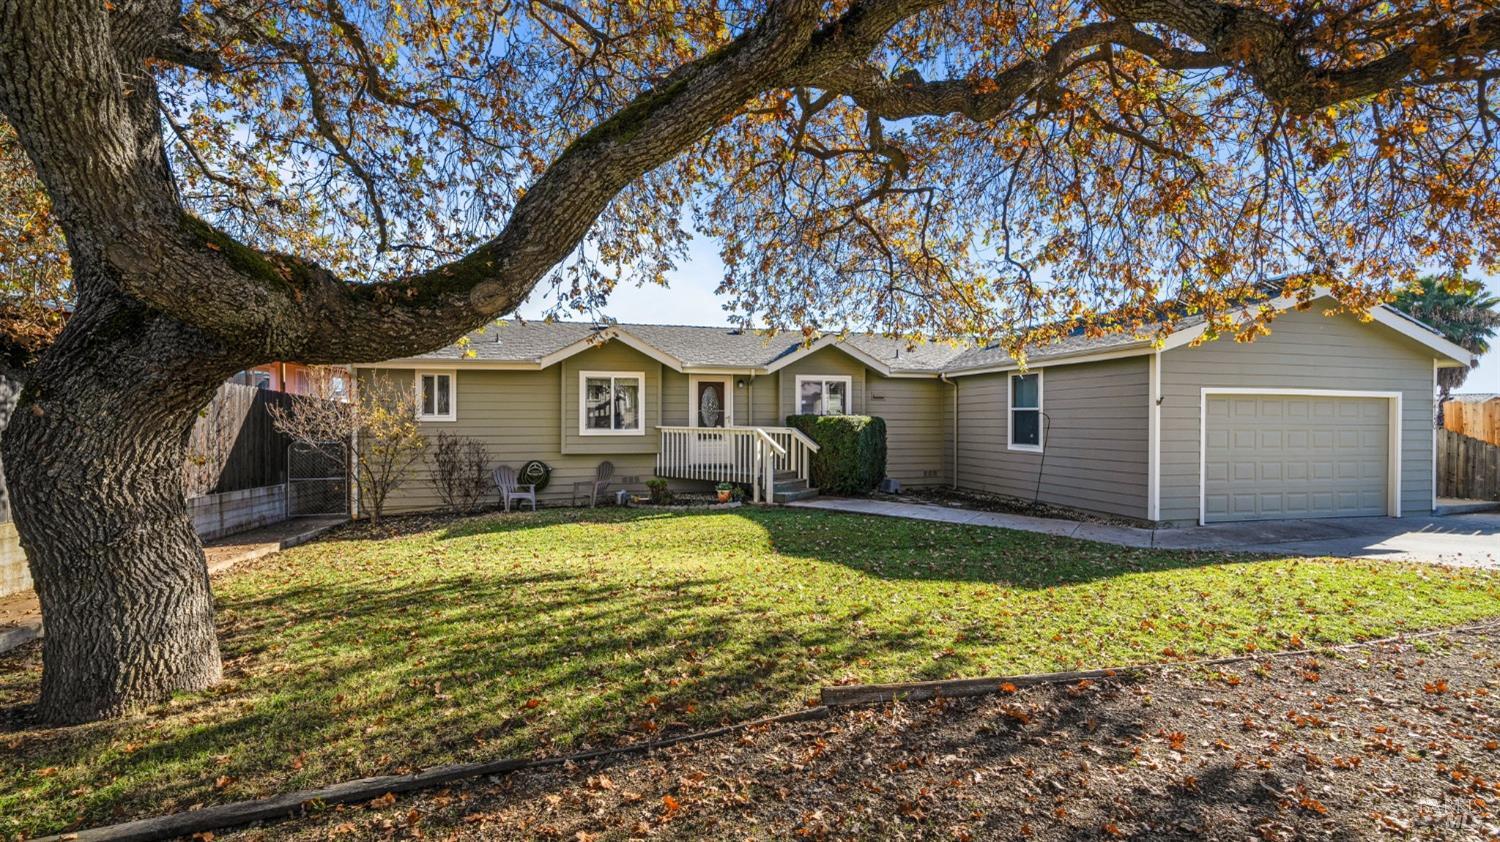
[940,373,957,489]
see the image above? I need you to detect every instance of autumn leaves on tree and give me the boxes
[0,0,1496,722]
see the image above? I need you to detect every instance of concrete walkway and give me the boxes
[788,497,1500,568]
[0,516,344,654]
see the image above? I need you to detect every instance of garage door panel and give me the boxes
[1204,394,1388,523]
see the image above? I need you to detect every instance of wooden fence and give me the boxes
[184,384,296,496]
[1445,398,1500,447]
[1437,428,1500,502]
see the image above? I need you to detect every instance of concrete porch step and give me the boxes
[774,487,819,504]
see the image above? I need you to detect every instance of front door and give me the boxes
[691,378,731,468]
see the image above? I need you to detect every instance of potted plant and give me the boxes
[715,481,735,503]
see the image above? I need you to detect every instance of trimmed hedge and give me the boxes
[785,414,887,494]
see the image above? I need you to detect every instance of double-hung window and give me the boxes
[581,371,644,435]
[1008,371,1042,451]
[796,375,852,415]
[416,370,456,421]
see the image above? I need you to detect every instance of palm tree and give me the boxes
[1391,279,1500,422]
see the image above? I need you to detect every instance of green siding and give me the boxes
[775,347,867,419]
[370,340,686,513]
[1159,307,1436,524]
[560,343,663,456]
[953,357,1150,519]
[867,375,950,487]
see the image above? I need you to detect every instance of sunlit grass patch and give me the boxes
[3,507,1497,838]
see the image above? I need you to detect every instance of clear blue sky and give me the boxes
[517,238,1500,395]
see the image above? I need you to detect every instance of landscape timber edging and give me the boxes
[32,619,1500,842]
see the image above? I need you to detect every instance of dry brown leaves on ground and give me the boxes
[231,630,1500,841]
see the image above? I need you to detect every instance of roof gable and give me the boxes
[362,289,1472,375]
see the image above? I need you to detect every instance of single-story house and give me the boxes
[355,289,1473,526]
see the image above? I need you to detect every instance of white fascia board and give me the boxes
[351,359,541,371]
[1365,307,1473,366]
[942,344,1155,378]
[762,335,895,377]
[533,327,686,371]
[681,366,764,375]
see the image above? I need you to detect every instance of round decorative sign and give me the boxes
[519,459,551,492]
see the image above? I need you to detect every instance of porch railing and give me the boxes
[656,426,820,503]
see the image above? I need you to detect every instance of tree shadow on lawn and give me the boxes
[0,559,924,837]
[419,505,1260,589]
[4,506,1492,837]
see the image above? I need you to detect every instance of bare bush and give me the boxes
[429,432,491,514]
[269,367,426,524]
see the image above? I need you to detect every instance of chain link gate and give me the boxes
[286,441,349,517]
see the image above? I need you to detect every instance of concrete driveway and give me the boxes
[1150,511,1500,567]
[788,497,1500,568]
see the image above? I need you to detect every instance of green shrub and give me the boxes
[645,477,673,505]
[785,414,887,494]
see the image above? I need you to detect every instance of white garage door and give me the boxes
[1203,394,1391,523]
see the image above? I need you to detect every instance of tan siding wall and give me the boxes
[867,375,949,487]
[777,347,867,418]
[1159,308,1436,524]
[954,357,1150,518]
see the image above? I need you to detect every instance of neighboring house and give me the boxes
[231,362,349,398]
[356,289,1472,526]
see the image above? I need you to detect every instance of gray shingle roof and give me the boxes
[942,312,1209,371]
[409,320,599,362]
[404,320,974,372]
[396,302,1443,374]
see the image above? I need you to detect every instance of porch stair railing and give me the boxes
[656,426,820,504]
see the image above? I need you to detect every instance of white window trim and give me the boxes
[1197,388,1403,526]
[1007,370,1044,452]
[415,369,457,422]
[687,375,733,428]
[579,370,646,436]
[794,374,854,416]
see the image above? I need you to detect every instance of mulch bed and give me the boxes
[894,486,1154,528]
[227,629,1500,841]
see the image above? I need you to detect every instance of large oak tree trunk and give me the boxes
[2,288,239,723]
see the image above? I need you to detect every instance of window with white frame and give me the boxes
[796,375,853,415]
[1008,371,1042,451]
[416,371,456,421]
[581,371,644,435]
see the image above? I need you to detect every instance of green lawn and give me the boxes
[4,507,1499,838]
